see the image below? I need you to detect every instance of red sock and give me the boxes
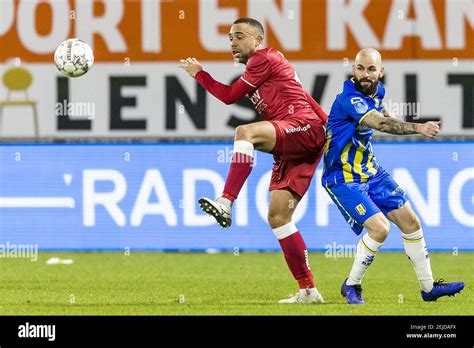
[222,152,253,202]
[278,231,315,289]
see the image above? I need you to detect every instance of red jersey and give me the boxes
[194,48,327,124]
[193,48,328,198]
[240,48,314,121]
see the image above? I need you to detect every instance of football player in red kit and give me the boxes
[179,18,327,303]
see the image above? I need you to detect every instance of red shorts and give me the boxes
[269,113,326,197]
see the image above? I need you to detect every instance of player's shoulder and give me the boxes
[249,48,284,64]
[249,48,271,62]
[255,47,281,58]
[331,80,368,117]
[376,81,386,98]
[341,79,360,95]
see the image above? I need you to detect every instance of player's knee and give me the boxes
[378,220,391,240]
[367,218,390,242]
[267,211,290,229]
[407,213,421,231]
[234,125,254,143]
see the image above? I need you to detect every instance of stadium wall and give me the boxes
[0,0,473,138]
[0,142,472,252]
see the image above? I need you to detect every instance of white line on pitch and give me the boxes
[0,197,75,208]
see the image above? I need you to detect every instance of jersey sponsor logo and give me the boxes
[285,124,311,134]
[350,97,369,114]
[249,90,261,105]
[355,203,367,216]
[249,90,268,114]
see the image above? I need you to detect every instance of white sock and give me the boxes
[233,140,255,159]
[346,233,383,286]
[300,288,320,296]
[402,228,434,292]
[218,196,232,207]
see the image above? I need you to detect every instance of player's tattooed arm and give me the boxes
[381,102,396,118]
[361,110,417,134]
[361,110,441,138]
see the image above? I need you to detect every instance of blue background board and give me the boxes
[0,142,472,251]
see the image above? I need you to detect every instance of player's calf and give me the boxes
[345,233,383,289]
[221,140,255,203]
[272,221,324,303]
[344,214,387,291]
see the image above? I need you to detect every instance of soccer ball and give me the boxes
[54,39,94,78]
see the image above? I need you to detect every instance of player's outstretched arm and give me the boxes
[361,110,440,138]
[381,102,397,118]
[194,70,255,105]
[178,57,255,105]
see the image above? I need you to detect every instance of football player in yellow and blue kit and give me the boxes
[323,48,464,304]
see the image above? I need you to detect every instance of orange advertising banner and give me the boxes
[0,0,473,63]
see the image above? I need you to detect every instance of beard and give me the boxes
[354,76,379,96]
[233,54,248,65]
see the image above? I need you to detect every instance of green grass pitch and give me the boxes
[0,252,471,315]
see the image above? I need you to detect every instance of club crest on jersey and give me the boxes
[355,203,367,216]
[350,97,368,114]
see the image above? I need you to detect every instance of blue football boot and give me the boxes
[341,278,365,304]
[421,279,464,302]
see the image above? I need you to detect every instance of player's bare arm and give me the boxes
[381,102,397,118]
[361,109,440,138]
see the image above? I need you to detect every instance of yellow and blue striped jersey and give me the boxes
[322,78,385,186]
